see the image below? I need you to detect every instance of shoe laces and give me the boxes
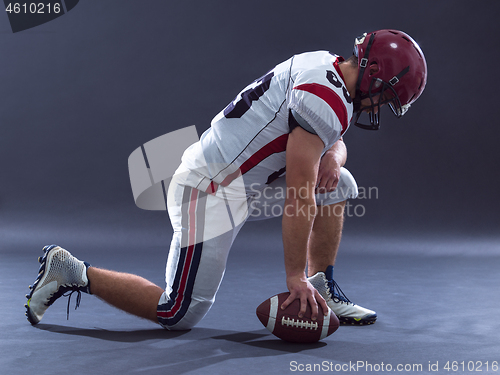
[64,290,82,320]
[327,279,352,305]
[47,285,83,320]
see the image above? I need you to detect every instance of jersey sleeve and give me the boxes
[289,109,317,135]
[288,68,350,148]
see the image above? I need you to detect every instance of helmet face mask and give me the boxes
[352,78,407,130]
[351,29,427,131]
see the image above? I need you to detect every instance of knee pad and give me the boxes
[337,167,358,200]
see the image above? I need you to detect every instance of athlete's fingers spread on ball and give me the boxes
[282,275,308,312]
[315,289,329,316]
[280,291,296,311]
[307,294,319,321]
[283,276,321,320]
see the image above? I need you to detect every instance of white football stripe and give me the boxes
[267,295,279,333]
[320,307,331,340]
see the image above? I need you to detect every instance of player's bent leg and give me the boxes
[157,222,241,331]
[308,201,345,275]
[308,168,377,326]
[25,244,165,325]
[158,182,244,330]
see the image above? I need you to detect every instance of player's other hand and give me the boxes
[282,273,328,321]
[316,155,341,194]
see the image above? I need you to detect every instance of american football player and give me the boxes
[25,29,427,329]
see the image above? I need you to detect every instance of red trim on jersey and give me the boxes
[159,188,198,319]
[220,169,242,187]
[240,133,289,174]
[333,57,346,84]
[293,83,348,134]
[220,133,289,187]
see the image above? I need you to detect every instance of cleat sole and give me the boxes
[337,314,377,326]
[25,246,56,325]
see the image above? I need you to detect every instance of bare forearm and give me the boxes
[282,198,317,277]
[324,138,347,167]
[280,125,330,318]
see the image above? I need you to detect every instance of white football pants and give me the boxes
[157,167,358,330]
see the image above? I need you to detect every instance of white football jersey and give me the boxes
[180,51,353,194]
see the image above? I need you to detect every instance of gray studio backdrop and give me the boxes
[0,1,498,252]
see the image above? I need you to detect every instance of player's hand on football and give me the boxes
[316,154,341,194]
[282,274,328,321]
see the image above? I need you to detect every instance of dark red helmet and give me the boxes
[352,29,428,130]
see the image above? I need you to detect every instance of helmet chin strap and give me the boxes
[352,92,380,130]
[353,33,378,130]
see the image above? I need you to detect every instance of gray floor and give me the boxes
[2,223,500,375]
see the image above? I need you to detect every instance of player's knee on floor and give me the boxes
[157,292,213,331]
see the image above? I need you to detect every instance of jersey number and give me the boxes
[224,71,275,118]
[326,70,352,104]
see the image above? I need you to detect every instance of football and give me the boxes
[256,292,339,343]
